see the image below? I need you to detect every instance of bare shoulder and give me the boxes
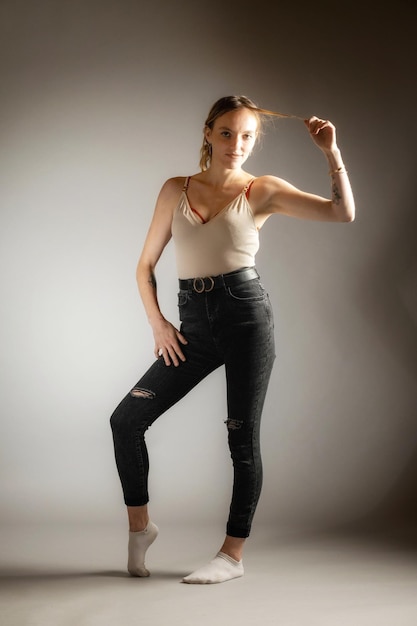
[250,175,296,213]
[153,176,189,215]
[253,174,295,194]
[158,176,186,200]
[143,177,188,246]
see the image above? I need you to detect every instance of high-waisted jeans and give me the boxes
[110,267,276,538]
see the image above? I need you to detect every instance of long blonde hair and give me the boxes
[199,95,303,171]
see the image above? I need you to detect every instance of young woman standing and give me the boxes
[110,95,355,584]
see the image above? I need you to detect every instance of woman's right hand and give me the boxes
[151,317,188,366]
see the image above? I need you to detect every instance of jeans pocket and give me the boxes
[177,290,190,308]
[227,279,266,302]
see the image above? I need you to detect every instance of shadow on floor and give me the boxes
[0,567,186,582]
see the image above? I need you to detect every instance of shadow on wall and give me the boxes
[356,198,417,377]
[359,442,417,528]
[351,186,417,540]
[342,448,417,551]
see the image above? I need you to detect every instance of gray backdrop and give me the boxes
[1,0,416,531]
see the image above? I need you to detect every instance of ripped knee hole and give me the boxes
[224,418,243,430]
[130,387,156,399]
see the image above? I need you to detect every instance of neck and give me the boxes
[202,163,248,188]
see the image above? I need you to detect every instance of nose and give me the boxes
[231,135,243,152]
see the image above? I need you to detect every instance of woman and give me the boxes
[110,95,355,584]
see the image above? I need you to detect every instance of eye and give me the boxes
[221,131,231,138]
[243,134,254,140]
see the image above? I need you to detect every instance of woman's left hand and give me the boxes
[304,116,337,153]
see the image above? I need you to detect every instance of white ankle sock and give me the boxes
[182,551,244,584]
[127,521,159,577]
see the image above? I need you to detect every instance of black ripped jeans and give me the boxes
[110,267,276,538]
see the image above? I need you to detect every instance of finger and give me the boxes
[306,115,321,126]
[176,330,188,345]
[312,120,327,134]
[157,343,186,366]
[306,117,322,134]
[155,345,170,365]
[166,346,181,367]
[307,116,332,134]
[161,348,172,366]
[171,341,186,364]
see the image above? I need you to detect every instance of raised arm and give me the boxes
[252,116,355,224]
[136,177,188,366]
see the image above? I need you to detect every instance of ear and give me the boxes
[204,126,212,142]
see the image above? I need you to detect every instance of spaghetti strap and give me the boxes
[243,178,256,199]
[182,176,191,192]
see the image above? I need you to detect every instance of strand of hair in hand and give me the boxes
[254,106,306,121]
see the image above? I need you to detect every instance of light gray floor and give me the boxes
[1,522,417,626]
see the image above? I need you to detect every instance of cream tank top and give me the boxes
[171,177,260,279]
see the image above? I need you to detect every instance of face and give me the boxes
[205,108,258,169]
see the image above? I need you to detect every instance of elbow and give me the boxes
[346,204,356,222]
[344,198,356,223]
[343,212,355,223]
[137,254,154,275]
[329,199,355,223]
[333,211,355,223]
[136,257,149,285]
[336,203,355,223]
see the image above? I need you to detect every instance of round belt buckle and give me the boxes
[193,276,215,292]
[193,277,205,293]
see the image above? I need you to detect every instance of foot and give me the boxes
[182,552,244,584]
[127,521,159,577]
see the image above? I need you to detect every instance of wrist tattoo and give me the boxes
[332,181,341,205]
[148,272,157,289]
